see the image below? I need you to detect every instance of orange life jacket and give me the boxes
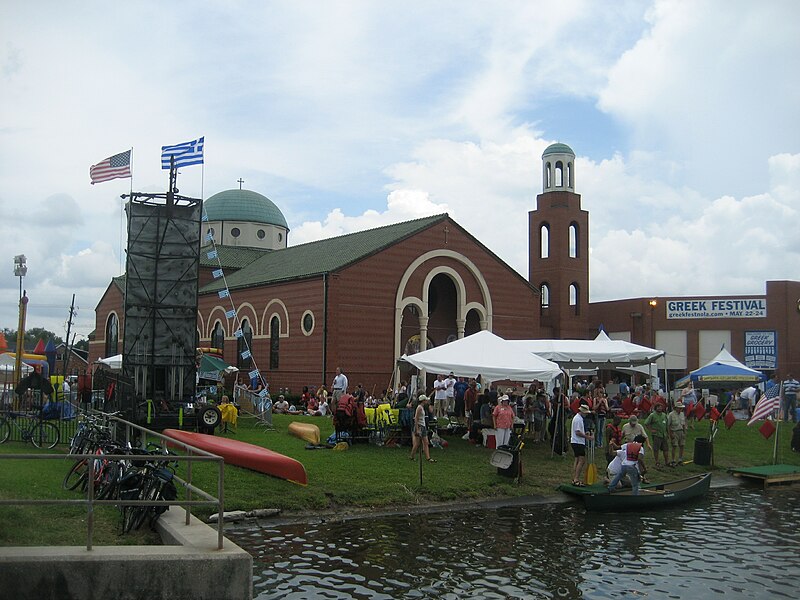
[626,442,642,462]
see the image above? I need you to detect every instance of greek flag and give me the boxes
[212,268,223,279]
[201,213,208,222]
[218,289,229,299]
[249,369,260,380]
[233,328,243,338]
[225,309,236,318]
[161,136,204,169]
[241,349,251,360]
[207,250,217,260]
[205,231,214,242]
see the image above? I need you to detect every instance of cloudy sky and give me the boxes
[1,0,798,343]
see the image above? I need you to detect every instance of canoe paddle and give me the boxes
[586,429,598,485]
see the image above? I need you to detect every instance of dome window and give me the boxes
[231,227,241,238]
[278,232,283,242]
[257,229,266,239]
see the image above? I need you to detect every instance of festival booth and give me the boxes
[508,330,664,369]
[400,330,563,383]
[674,348,765,389]
[400,330,563,451]
[1,353,33,407]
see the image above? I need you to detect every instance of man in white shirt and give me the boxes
[570,405,594,486]
[433,374,448,419]
[444,372,456,414]
[331,367,348,411]
[608,434,647,495]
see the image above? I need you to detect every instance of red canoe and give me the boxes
[162,429,308,486]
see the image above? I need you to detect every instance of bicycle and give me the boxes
[0,410,60,449]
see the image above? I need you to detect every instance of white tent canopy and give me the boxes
[400,330,562,382]
[0,352,33,374]
[509,330,664,369]
[96,354,122,371]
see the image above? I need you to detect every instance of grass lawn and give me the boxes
[1,413,798,546]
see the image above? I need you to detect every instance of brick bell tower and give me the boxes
[529,143,589,339]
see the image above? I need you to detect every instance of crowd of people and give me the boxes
[231,366,799,490]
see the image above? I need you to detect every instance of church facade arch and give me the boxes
[394,249,493,384]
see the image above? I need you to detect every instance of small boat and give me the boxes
[288,421,321,445]
[163,429,308,485]
[560,473,711,511]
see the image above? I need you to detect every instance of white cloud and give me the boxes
[0,1,797,339]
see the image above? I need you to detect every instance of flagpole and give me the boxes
[772,383,782,465]
[121,146,133,274]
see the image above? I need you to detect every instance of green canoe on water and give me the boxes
[559,472,712,511]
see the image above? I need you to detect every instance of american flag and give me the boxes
[747,383,782,426]
[161,136,204,169]
[89,150,131,184]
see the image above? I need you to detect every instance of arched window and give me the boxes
[105,313,118,358]
[569,222,579,258]
[211,321,224,357]
[540,283,550,309]
[555,161,563,187]
[270,316,280,369]
[237,319,252,369]
[545,162,551,188]
[569,283,580,315]
[540,223,550,259]
[567,162,573,188]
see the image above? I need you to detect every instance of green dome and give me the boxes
[542,143,575,158]
[204,189,289,230]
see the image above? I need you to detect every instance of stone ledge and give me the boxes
[0,509,252,600]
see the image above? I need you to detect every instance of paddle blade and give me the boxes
[586,463,598,485]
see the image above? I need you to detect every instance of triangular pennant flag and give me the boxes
[723,410,736,429]
[710,407,721,422]
[33,338,46,354]
[694,403,706,421]
[758,419,776,439]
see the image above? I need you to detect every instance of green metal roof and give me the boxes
[200,245,269,269]
[542,142,575,157]
[201,214,448,293]
[204,189,289,229]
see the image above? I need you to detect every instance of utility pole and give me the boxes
[62,294,76,379]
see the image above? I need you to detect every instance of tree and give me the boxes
[1,327,64,351]
[74,339,89,352]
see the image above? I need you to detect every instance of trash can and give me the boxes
[493,445,521,478]
[694,437,712,466]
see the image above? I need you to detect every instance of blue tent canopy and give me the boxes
[676,348,766,388]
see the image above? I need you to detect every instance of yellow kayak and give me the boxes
[288,422,320,445]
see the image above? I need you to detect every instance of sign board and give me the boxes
[666,298,767,319]
[744,330,777,370]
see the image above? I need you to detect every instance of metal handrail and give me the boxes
[0,414,226,550]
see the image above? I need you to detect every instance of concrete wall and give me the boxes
[0,509,252,600]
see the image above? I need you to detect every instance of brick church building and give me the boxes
[89,143,800,392]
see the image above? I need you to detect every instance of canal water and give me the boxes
[228,485,799,599]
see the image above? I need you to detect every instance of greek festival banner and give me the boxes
[665,298,767,319]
